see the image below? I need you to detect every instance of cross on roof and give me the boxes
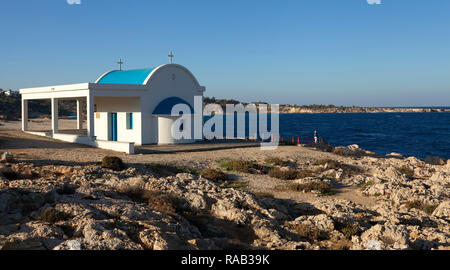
[168,51,174,64]
[117,59,124,71]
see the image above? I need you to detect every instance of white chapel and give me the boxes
[19,57,206,154]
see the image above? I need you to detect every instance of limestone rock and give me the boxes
[360,224,409,250]
[53,240,82,250]
[0,159,448,251]
[0,152,13,163]
[432,201,450,219]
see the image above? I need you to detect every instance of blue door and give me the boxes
[110,113,117,141]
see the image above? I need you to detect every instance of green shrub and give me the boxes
[219,159,263,174]
[200,169,228,182]
[101,156,124,171]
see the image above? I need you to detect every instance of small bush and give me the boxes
[264,157,288,166]
[405,200,439,215]
[200,169,228,182]
[146,191,177,215]
[335,221,359,238]
[146,163,198,177]
[268,168,299,180]
[101,156,124,171]
[39,207,71,223]
[380,235,396,245]
[315,159,340,167]
[396,166,415,178]
[117,185,178,215]
[287,181,333,196]
[219,159,264,174]
[285,222,328,242]
[296,169,316,179]
[405,200,422,209]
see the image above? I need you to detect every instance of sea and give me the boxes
[205,111,450,159]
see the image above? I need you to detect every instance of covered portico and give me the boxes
[20,83,146,154]
[21,83,95,138]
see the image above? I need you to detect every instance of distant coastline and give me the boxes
[277,106,450,114]
[203,97,450,114]
[1,95,449,121]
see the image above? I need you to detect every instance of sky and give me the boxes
[0,0,449,107]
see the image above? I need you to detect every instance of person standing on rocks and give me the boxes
[314,130,319,144]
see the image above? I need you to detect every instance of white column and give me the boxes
[86,94,95,137]
[51,98,59,134]
[76,98,84,130]
[22,99,28,131]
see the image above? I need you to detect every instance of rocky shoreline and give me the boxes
[0,144,449,250]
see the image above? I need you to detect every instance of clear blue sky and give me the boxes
[1,0,449,107]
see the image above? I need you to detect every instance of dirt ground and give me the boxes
[0,119,377,207]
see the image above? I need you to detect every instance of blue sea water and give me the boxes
[278,113,450,159]
[205,112,450,159]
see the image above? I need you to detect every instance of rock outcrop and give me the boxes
[0,150,449,250]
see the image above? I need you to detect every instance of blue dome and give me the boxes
[97,68,155,85]
[153,97,194,115]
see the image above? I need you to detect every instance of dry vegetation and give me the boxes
[200,168,228,182]
[404,200,439,215]
[101,156,125,171]
[264,157,289,166]
[219,159,268,174]
[396,166,415,178]
[284,222,328,242]
[146,162,198,177]
[38,207,72,224]
[285,181,334,196]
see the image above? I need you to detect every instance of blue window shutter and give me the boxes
[126,112,133,129]
[130,113,133,129]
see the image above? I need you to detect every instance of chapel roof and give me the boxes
[96,68,155,85]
